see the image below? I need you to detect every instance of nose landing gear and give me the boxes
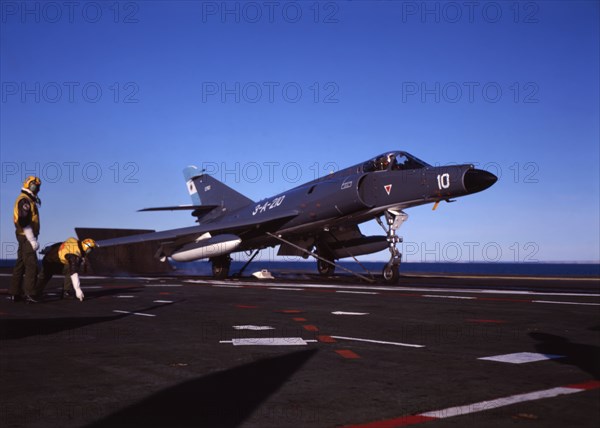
[377,209,408,284]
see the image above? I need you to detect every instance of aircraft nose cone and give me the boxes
[463,168,498,194]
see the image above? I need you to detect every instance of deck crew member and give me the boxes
[10,176,42,303]
[37,238,96,302]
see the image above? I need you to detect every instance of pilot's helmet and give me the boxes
[380,156,390,169]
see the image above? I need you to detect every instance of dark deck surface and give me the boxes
[1,272,599,427]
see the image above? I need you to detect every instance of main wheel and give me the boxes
[317,258,335,276]
[382,264,400,284]
[211,256,231,280]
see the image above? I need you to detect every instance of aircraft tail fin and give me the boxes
[183,166,254,217]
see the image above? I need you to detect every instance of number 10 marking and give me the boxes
[437,173,450,190]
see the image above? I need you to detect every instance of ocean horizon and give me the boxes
[3,259,596,277]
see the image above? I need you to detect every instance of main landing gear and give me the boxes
[376,209,408,284]
[316,246,336,277]
[317,256,336,277]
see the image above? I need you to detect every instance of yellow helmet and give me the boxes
[23,176,41,194]
[82,238,96,254]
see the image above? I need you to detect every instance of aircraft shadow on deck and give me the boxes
[0,301,178,341]
[84,349,318,428]
[530,332,600,380]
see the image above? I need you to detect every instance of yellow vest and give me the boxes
[13,193,40,236]
[59,237,82,264]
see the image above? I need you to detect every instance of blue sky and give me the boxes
[1,0,598,263]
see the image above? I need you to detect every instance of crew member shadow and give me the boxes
[85,348,318,428]
[530,331,600,379]
[42,285,144,301]
[0,301,178,341]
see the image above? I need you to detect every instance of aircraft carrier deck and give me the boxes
[1,270,599,427]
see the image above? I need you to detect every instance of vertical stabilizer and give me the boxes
[183,166,254,216]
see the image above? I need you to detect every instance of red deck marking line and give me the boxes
[342,379,600,427]
[467,319,507,324]
[159,292,172,295]
[318,335,337,343]
[566,380,600,390]
[303,325,319,332]
[477,297,531,303]
[236,305,258,309]
[279,309,302,314]
[335,349,360,359]
[343,415,437,428]
[293,317,307,322]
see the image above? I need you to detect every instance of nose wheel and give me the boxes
[377,210,408,284]
[383,263,399,283]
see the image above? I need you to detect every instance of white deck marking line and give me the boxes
[344,381,600,427]
[83,276,163,281]
[421,387,578,418]
[219,338,317,346]
[115,295,136,298]
[190,279,600,298]
[153,300,173,303]
[196,280,599,305]
[331,336,425,348]
[409,273,600,282]
[81,286,103,289]
[113,310,156,317]
[478,352,565,364]
[332,311,369,316]
[145,284,183,287]
[422,295,477,300]
[337,291,379,295]
[532,300,600,306]
[0,274,160,280]
[233,325,275,331]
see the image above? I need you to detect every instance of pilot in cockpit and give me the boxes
[375,154,394,171]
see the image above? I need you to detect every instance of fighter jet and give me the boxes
[95,151,497,283]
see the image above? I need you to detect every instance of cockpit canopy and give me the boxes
[362,151,430,172]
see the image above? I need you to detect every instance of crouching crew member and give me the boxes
[37,238,96,301]
[10,176,42,303]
